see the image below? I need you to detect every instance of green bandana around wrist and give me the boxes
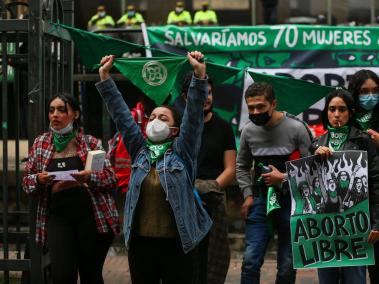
[146,140,172,163]
[327,125,350,151]
[356,110,373,131]
[53,131,76,152]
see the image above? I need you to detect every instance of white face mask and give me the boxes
[99,12,106,17]
[146,119,172,142]
[50,122,74,135]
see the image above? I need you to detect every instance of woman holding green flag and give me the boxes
[96,51,212,283]
[348,69,379,284]
[311,88,379,284]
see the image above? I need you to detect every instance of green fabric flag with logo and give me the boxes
[248,71,334,116]
[58,23,145,70]
[110,57,241,105]
[113,57,188,105]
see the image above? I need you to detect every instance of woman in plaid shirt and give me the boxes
[23,93,120,284]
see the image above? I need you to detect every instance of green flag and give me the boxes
[112,57,241,105]
[58,24,145,70]
[171,60,242,101]
[113,57,188,105]
[248,71,334,115]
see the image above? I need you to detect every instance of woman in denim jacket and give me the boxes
[96,51,212,283]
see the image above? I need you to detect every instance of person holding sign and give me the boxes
[348,70,379,283]
[96,52,212,283]
[23,93,119,284]
[311,88,379,284]
[236,81,312,283]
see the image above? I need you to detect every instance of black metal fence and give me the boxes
[0,0,74,283]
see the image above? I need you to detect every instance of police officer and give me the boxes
[194,1,218,26]
[87,5,115,31]
[117,5,145,28]
[167,1,192,26]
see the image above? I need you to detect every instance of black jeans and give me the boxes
[47,189,114,284]
[128,235,199,284]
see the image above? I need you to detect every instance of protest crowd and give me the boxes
[3,0,379,284]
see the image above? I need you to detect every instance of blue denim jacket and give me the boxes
[96,76,212,253]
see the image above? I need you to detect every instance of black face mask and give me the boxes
[249,112,271,126]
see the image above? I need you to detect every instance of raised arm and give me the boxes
[174,52,208,176]
[95,55,145,161]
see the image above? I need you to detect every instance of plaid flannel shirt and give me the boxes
[23,130,120,246]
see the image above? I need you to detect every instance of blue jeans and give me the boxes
[318,266,366,284]
[241,195,296,284]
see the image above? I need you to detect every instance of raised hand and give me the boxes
[187,51,206,79]
[99,55,115,81]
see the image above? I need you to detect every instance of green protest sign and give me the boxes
[147,25,379,130]
[286,151,374,269]
[148,25,379,52]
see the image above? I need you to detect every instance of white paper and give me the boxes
[48,170,79,181]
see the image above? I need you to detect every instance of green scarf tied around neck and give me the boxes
[328,188,338,199]
[327,125,350,151]
[146,140,173,163]
[53,131,76,152]
[339,179,350,189]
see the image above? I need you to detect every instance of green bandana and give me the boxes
[328,189,337,199]
[314,186,322,197]
[53,131,76,152]
[327,125,350,151]
[146,140,172,163]
[356,111,373,131]
[339,179,349,189]
[267,186,281,215]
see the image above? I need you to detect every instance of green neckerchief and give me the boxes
[356,110,373,131]
[327,125,350,151]
[339,179,349,189]
[53,131,76,152]
[314,186,322,197]
[328,189,337,199]
[146,140,172,163]
[267,186,281,215]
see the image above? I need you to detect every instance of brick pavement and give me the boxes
[102,256,319,284]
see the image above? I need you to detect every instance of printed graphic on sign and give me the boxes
[286,151,374,269]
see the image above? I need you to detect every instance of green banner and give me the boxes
[286,151,374,269]
[148,25,379,52]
